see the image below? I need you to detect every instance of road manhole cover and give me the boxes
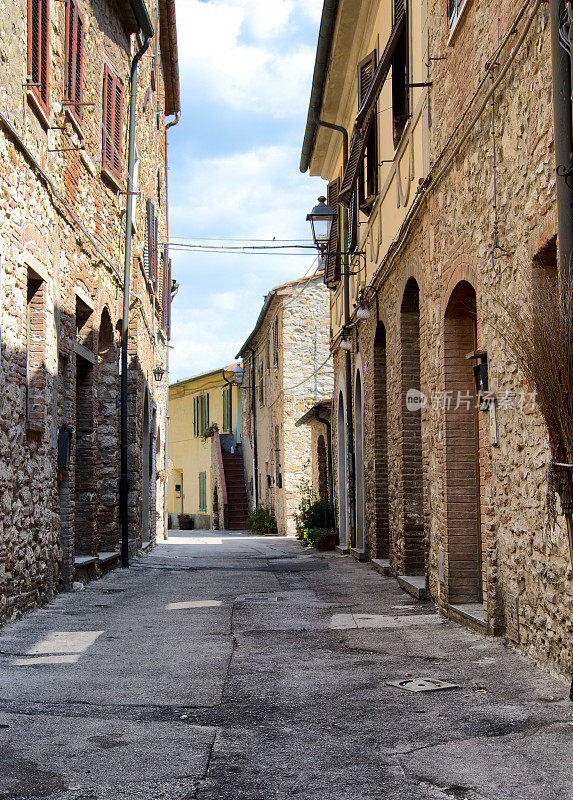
[235,594,278,603]
[387,677,459,692]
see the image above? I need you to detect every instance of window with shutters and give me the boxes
[193,393,209,437]
[391,0,409,148]
[161,245,171,336]
[448,0,468,30]
[102,65,124,185]
[272,317,279,368]
[357,51,378,214]
[222,385,231,433]
[64,0,84,126]
[198,472,207,513]
[324,178,341,287]
[144,199,159,292]
[27,0,50,119]
[258,360,264,405]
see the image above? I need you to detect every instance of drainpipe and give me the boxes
[310,111,356,550]
[314,406,334,524]
[247,346,258,507]
[120,11,154,568]
[550,0,573,290]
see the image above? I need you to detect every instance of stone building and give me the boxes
[238,272,333,535]
[167,363,245,531]
[301,0,572,679]
[0,0,179,625]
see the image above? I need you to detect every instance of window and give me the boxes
[448,0,467,30]
[266,333,270,371]
[193,393,209,437]
[222,385,231,433]
[258,360,264,405]
[391,0,409,147]
[102,65,123,184]
[26,269,46,431]
[144,199,158,291]
[357,51,378,213]
[272,317,279,367]
[198,472,207,513]
[161,245,171,336]
[27,0,50,118]
[64,0,84,125]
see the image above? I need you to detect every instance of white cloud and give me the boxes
[175,0,321,117]
[171,143,323,239]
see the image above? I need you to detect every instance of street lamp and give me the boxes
[306,196,336,254]
[153,366,166,382]
[234,364,244,386]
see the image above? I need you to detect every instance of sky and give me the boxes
[167,0,325,382]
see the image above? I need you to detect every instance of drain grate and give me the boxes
[387,677,459,692]
[235,594,278,603]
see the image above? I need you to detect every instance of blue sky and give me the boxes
[168,0,325,382]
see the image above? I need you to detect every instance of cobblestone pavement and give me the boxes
[0,530,571,800]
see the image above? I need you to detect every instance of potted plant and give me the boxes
[305,528,337,551]
[246,504,278,535]
[178,513,193,530]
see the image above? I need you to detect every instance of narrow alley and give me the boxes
[0,531,571,800]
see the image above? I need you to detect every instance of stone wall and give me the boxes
[241,274,333,535]
[328,0,572,678]
[0,0,173,626]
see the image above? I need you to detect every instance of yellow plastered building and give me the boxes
[167,363,243,529]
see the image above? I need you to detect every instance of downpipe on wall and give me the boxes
[120,27,153,568]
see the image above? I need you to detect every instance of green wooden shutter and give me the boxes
[193,396,198,437]
[198,471,207,512]
[222,386,230,433]
[205,393,209,431]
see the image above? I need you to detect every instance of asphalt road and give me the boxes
[0,530,571,800]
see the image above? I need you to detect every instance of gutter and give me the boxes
[247,346,259,508]
[300,0,340,173]
[120,0,154,568]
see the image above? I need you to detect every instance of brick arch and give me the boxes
[354,354,365,552]
[400,277,425,575]
[443,280,483,604]
[373,320,390,559]
[336,372,348,549]
[397,261,424,312]
[441,263,479,318]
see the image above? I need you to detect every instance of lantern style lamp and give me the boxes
[307,196,336,254]
[234,365,244,386]
[153,366,166,382]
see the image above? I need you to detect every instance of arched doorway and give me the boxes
[444,281,481,603]
[400,277,424,575]
[354,368,365,551]
[317,434,328,501]
[97,308,119,552]
[374,322,389,559]
[337,389,348,548]
[141,389,151,544]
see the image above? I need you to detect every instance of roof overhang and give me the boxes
[236,291,277,358]
[295,400,332,427]
[159,0,180,116]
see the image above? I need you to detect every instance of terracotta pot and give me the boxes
[319,533,337,551]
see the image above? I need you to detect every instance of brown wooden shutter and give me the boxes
[64,0,84,124]
[152,212,159,292]
[324,178,341,289]
[28,0,50,116]
[103,66,123,182]
[357,50,376,109]
[348,190,358,252]
[339,128,367,206]
[393,0,405,25]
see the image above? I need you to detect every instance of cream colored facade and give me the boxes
[167,365,242,527]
